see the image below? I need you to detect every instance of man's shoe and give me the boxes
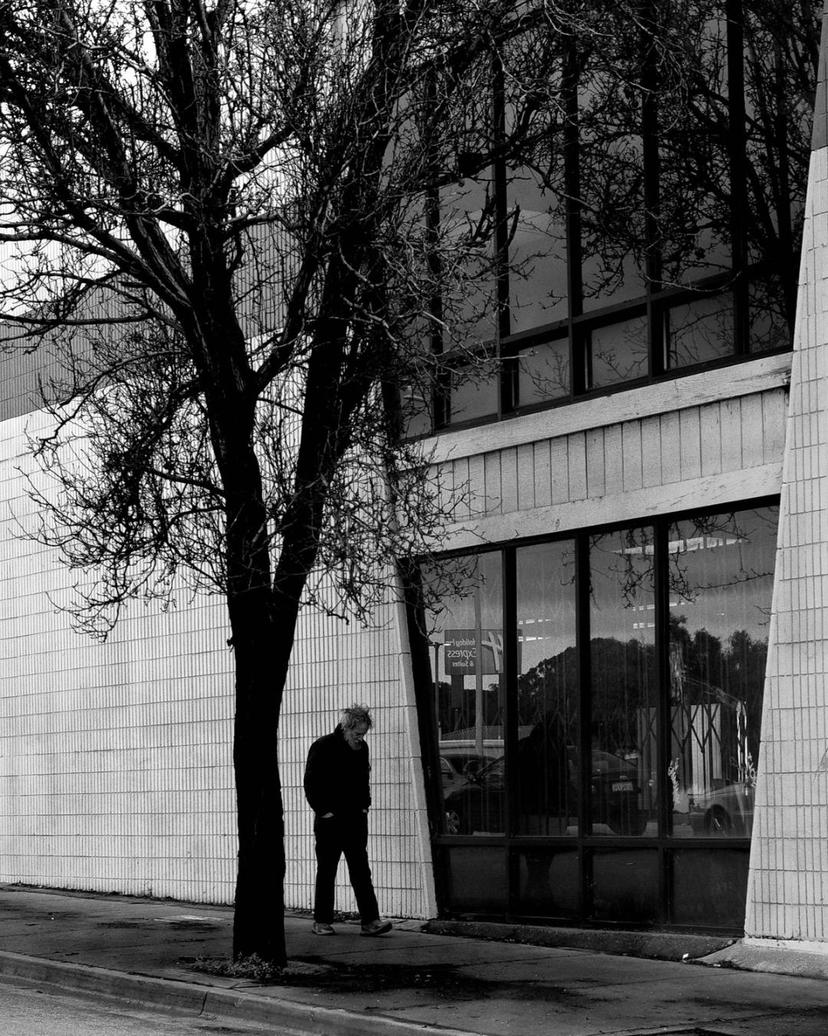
[360,918,392,936]
[312,921,335,935]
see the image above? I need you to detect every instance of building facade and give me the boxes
[0,0,827,954]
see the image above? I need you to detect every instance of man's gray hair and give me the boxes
[341,704,373,731]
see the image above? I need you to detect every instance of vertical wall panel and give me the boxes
[679,408,702,480]
[621,422,643,492]
[721,398,744,472]
[483,452,503,515]
[700,402,722,476]
[549,437,569,503]
[603,423,624,497]
[533,440,552,509]
[586,427,607,497]
[499,447,519,513]
[659,411,680,484]
[516,442,536,511]
[640,414,662,487]
[568,433,587,500]
[741,394,766,469]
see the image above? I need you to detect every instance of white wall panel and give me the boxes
[621,421,643,493]
[435,382,787,554]
[0,410,433,919]
[745,139,828,951]
[586,427,607,498]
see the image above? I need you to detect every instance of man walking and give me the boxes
[303,704,392,936]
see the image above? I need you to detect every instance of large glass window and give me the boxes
[516,541,578,836]
[588,527,656,837]
[417,3,815,434]
[514,336,571,407]
[667,509,776,839]
[586,313,649,389]
[428,552,504,835]
[507,172,568,334]
[421,501,778,928]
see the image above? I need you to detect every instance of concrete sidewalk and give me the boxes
[0,885,827,1035]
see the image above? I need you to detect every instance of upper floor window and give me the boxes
[407,0,817,435]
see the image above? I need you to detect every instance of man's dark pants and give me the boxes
[313,811,380,924]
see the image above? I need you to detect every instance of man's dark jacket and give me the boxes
[303,725,371,816]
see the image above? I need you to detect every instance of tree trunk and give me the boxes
[230,575,306,965]
[231,598,289,964]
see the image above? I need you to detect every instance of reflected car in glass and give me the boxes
[687,782,754,836]
[443,749,648,835]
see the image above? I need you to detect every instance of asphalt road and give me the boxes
[0,974,274,1036]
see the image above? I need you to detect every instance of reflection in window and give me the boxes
[517,848,579,918]
[447,361,499,426]
[587,315,648,389]
[665,293,734,369]
[426,552,504,835]
[440,177,497,348]
[589,527,656,837]
[516,337,570,407]
[516,541,577,836]
[401,382,433,438]
[578,69,647,312]
[658,8,732,288]
[508,171,568,333]
[748,276,793,354]
[667,508,777,839]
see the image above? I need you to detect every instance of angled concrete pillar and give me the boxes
[744,3,828,953]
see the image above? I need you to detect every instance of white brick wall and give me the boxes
[0,408,435,917]
[745,143,828,950]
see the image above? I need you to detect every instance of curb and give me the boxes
[423,920,735,962]
[0,950,474,1036]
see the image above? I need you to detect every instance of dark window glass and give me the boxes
[428,553,504,836]
[516,541,578,835]
[443,846,508,912]
[591,849,659,923]
[447,361,499,426]
[508,171,568,333]
[587,314,648,389]
[667,508,777,839]
[657,10,732,287]
[440,177,497,348]
[577,48,647,313]
[401,382,433,438]
[516,848,580,918]
[515,337,570,406]
[671,849,750,927]
[748,274,794,354]
[589,527,657,837]
[665,293,735,370]
[742,11,811,288]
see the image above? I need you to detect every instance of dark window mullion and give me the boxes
[654,521,672,922]
[563,41,584,396]
[576,531,594,916]
[493,56,511,418]
[641,3,663,376]
[426,181,450,429]
[503,547,518,913]
[727,0,749,355]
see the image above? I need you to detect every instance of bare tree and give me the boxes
[0,0,578,965]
